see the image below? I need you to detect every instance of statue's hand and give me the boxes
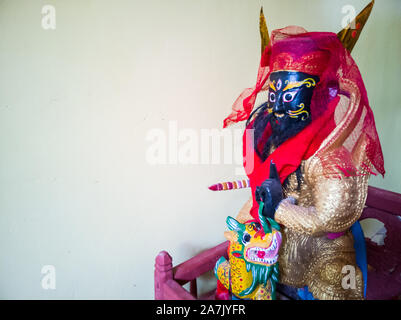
[255,161,283,219]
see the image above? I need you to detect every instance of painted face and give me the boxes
[241,224,281,266]
[225,217,282,267]
[267,71,319,123]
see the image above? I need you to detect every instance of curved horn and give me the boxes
[226,216,245,232]
[260,7,270,55]
[337,0,375,53]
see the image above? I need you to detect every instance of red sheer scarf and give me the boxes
[244,96,339,218]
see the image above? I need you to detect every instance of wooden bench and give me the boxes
[154,186,401,300]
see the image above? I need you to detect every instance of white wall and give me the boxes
[0,0,400,299]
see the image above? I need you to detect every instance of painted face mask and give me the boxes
[267,71,319,123]
[251,71,320,160]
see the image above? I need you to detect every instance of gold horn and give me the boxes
[337,0,375,53]
[260,7,270,55]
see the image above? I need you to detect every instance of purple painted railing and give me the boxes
[155,241,229,300]
[362,186,401,300]
[155,186,401,300]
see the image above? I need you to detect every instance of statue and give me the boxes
[214,1,384,300]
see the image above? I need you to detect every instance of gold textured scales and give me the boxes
[278,148,369,300]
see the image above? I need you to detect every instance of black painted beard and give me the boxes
[252,108,311,162]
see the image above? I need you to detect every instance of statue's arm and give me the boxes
[274,159,369,236]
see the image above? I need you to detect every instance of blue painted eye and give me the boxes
[242,233,251,244]
[269,92,276,102]
[283,91,297,102]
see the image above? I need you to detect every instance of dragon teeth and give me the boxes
[245,235,279,264]
[246,248,278,264]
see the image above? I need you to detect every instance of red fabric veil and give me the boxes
[223,26,385,219]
